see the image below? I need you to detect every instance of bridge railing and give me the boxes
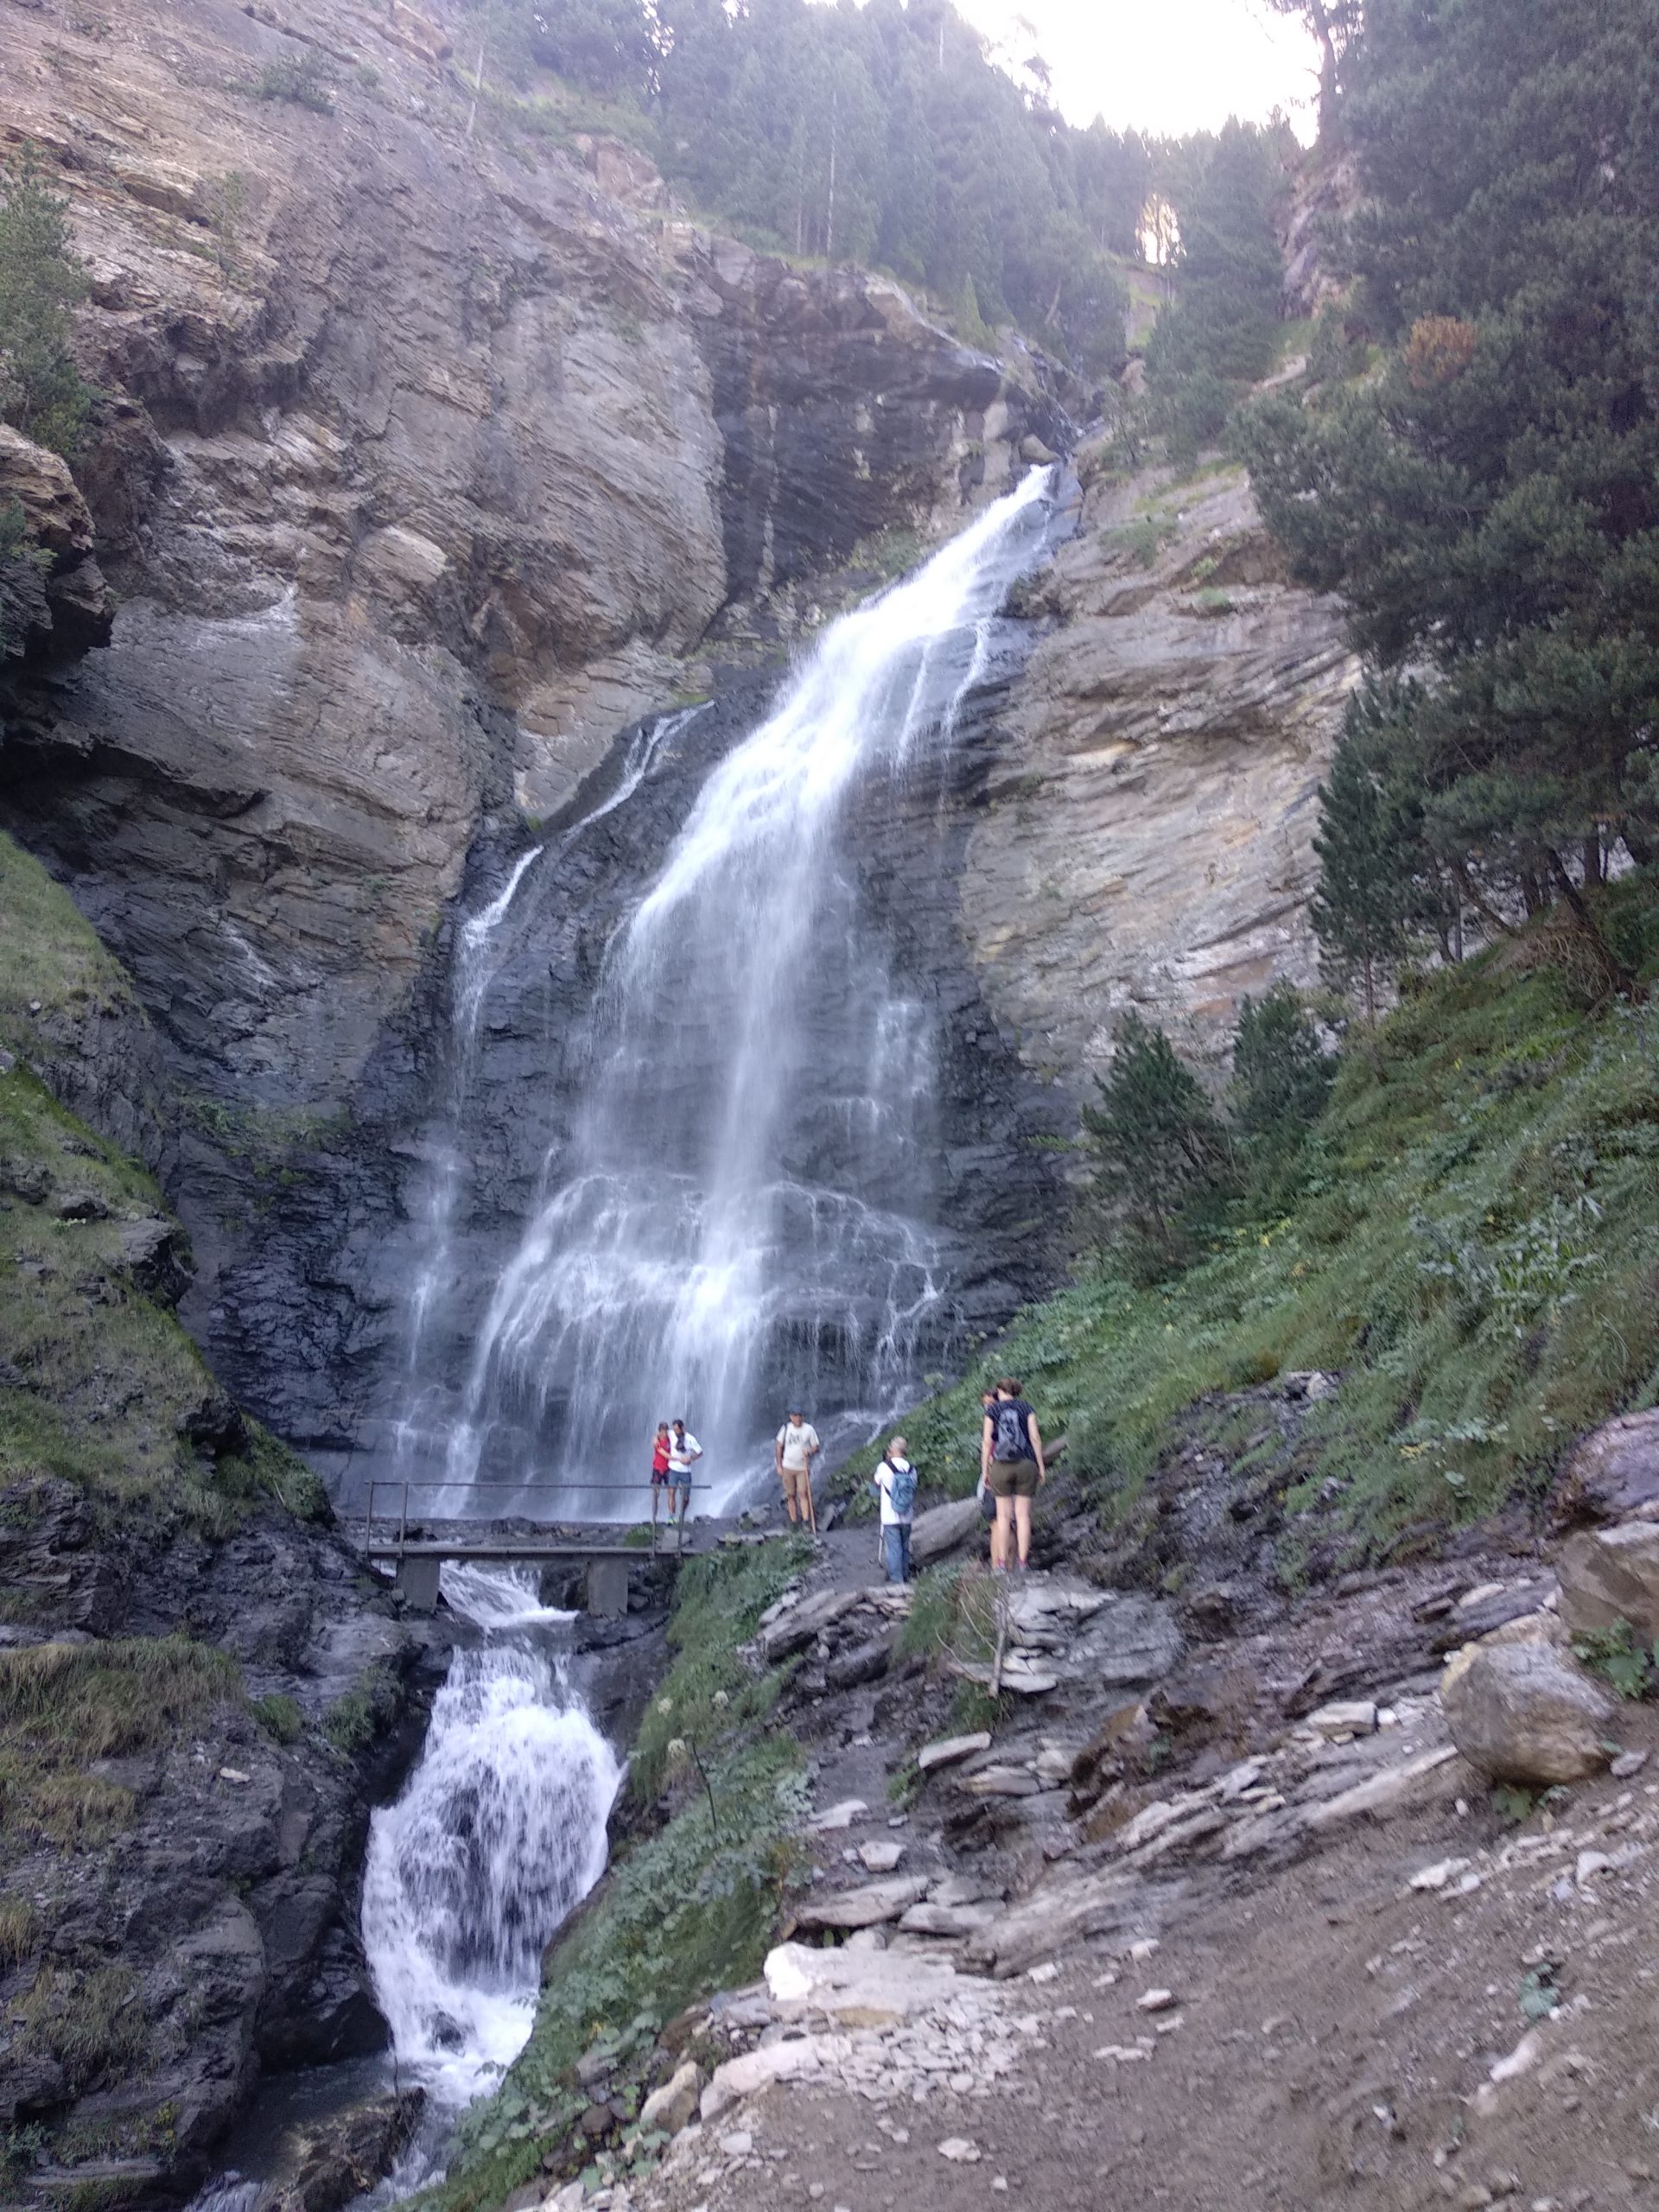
[359,1476,701,1559]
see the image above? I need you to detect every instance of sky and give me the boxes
[954,0,1320,141]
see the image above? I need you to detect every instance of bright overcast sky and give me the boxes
[956,0,1320,140]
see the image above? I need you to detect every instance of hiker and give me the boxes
[773,1407,822,1532]
[873,1435,918,1584]
[666,1418,702,1524]
[975,1388,997,1534]
[981,1376,1045,1570]
[649,1421,672,1531]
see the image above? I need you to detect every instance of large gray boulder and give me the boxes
[1440,1643,1617,1785]
[1554,1409,1659,1529]
[1556,1522,1659,1645]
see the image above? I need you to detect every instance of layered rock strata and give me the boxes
[963,457,1358,1083]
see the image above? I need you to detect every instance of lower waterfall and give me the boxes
[361,1567,620,2107]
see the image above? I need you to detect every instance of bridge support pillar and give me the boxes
[584,1556,629,1618]
[395,1554,442,1615]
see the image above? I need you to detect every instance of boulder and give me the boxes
[918,1730,991,1773]
[268,2091,424,2212]
[639,2059,703,2133]
[764,1938,966,2025]
[791,1876,928,1931]
[1071,1594,1185,1687]
[1440,1643,1616,1785]
[759,1589,861,1662]
[954,1764,1042,1797]
[825,1634,892,1690]
[965,1869,1179,1978]
[1553,1409,1659,1529]
[700,2033,849,2120]
[1557,1521,1659,1645]
[909,1497,983,1566]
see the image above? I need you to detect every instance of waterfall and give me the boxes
[390,710,703,1488]
[360,1567,620,2107]
[442,467,1055,1516]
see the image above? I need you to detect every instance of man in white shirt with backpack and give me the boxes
[873,1437,918,1584]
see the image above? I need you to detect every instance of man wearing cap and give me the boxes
[774,1407,822,1532]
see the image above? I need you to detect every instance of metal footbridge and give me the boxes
[353,1478,716,1615]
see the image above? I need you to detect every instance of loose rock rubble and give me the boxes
[541,1408,1659,2212]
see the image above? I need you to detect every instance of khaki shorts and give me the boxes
[780,1461,812,1509]
[986,1461,1039,1500]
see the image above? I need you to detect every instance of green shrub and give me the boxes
[1572,1619,1659,1700]
[246,53,336,110]
[17,1964,147,2093]
[321,1661,401,1756]
[0,145,95,458]
[252,1692,304,1744]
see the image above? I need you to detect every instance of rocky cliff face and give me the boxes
[0,0,1072,1420]
[0,0,1062,1116]
[963,454,1358,1087]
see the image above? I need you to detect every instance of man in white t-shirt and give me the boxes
[774,1408,822,1532]
[666,1419,702,1526]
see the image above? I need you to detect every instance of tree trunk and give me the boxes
[1452,858,1518,940]
[1307,0,1340,137]
[1544,846,1641,1000]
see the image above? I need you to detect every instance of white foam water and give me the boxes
[360,1568,620,2108]
[445,468,1055,1515]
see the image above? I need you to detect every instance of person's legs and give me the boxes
[884,1523,903,1584]
[1014,1491,1033,1567]
[994,1492,1014,1570]
[897,1522,912,1583]
[781,1465,800,1524]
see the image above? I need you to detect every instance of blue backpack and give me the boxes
[886,1458,918,1517]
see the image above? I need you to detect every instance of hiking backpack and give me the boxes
[887,1459,918,1517]
[991,1401,1029,1463]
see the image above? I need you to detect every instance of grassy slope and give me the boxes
[0,831,321,1528]
[849,879,1659,1557]
[0,833,337,1989]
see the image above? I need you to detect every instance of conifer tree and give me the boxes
[1308,723,1418,1021]
[1228,984,1334,1198]
[1238,0,1659,984]
[0,147,92,460]
[1083,1013,1235,1274]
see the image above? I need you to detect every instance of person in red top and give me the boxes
[649,1421,672,1534]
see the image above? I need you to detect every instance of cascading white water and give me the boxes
[361,1568,620,2107]
[391,709,704,1484]
[445,468,1055,1514]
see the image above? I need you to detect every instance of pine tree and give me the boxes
[1308,726,1417,1020]
[1227,984,1334,1199]
[1238,0,1659,981]
[0,146,92,460]
[1083,1013,1235,1275]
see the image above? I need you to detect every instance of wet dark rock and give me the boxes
[825,1635,894,1691]
[53,1186,111,1221]
[177,1392,250,1459]
[0,1154,51,1203]
[115,1214,193,1306]
[0,1474,426,2193]
[268,2089,425,2212]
